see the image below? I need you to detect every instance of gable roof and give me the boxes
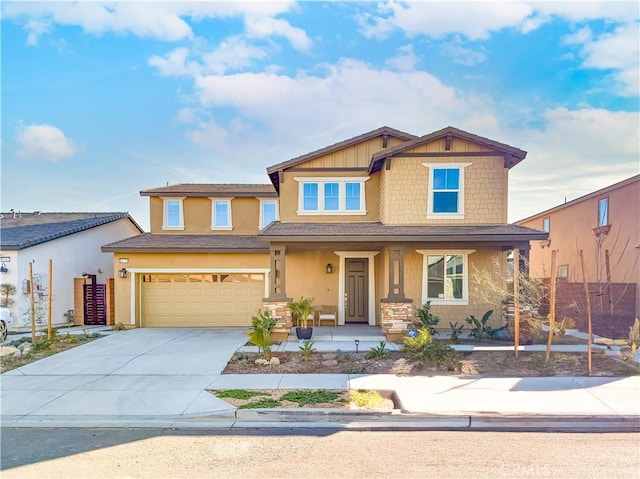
[515,174,640,224]
[266,126,417,191]
[140,184,277,197]
[102,233,269,253]
[0,212,143,250]
[369,126,527,173]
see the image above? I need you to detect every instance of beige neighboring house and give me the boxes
[517,175,639,338]
[103,126,547,338]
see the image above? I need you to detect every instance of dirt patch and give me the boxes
[224,350,640,377]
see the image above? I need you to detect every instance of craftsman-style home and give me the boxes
[103,126,547,337]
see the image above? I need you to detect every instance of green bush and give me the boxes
[298,340,316,361]
[281,390,341,406]
[401,330,460,371]
[401,328,432,355]
[413,301,439,335]
[465,310,494,341]
[364,341,388,360]
[449,321,464,343]
[288,297,315,328]
[247,309,276,359]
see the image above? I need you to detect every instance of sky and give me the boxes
[2,0,639,230]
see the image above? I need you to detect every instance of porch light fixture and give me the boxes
[354,339,360,353]
[0,263,7,274]
[326,263,333,274]
[118,268,128,279]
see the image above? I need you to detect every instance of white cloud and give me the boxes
[15,124,77,161]
[385,44,419,71]
[245,16,311,51]
[200,36,269,74]
[439,36,486,66]
[185,120,228,149]
[148,47,192,76]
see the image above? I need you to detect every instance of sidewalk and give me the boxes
[1,327,639,431]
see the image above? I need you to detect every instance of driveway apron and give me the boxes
[0,328,248,419]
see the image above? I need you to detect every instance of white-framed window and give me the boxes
[598,198,608,227]
[422,163,471,219]
[416,249,475,305]
[294,177,369,215]
[542,217,550,233]
[210,198,233,230]
[161,197,185,230]
[260,199,279,229]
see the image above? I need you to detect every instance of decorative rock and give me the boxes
[321,353,337,360]
[269,357,280,366]
[18,342,32,352]
[255,358,268,365]
[12,349,22,357]
[321,359,338,366]
[0,346,19,358]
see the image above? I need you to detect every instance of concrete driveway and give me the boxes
[1,328,248,423]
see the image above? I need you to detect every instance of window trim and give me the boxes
[294,176,370,215]
[557,264,568,279]
[422,163,471,219]
[416,249,475,305]
[598,197,609,227]
[542,217,550,233]
[209,197,233,230]
[259,198,279,229]
[161,197,185,231]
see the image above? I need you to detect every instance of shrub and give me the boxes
[364,341,388,360]
[288,297,315,328]
[413,301,439,335]
[351,389,385,408]
[299,340,316,361]
[247,309,276,359]
[449,321,464,343]
[465,310,494,341]
[401,328,432,355]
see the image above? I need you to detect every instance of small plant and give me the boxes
[238,398,282,409]
[114,322,127,331]
[464,310,494,341]
[364,341,388,360]
[350,389,385,408]
[629,318,640,353]
[401,328,432,356]
[299,340,316,361]
[281,390,342,406]
[413,301,439,335]
[247,309,276,359]
[288,297,315,328]
[449,321,464,343]
[215,389,270,400]
[342,366,365,374]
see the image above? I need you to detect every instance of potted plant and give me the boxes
[289,297,314,340]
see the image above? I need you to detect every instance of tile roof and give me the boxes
[140,184,277,197]
[259,222,548,243]
[102,233,270,253]
[0,212,140,250]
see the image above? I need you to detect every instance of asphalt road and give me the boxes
[1,428,639,478]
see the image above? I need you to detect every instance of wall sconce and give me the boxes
[118,268,128,279]
[326,263,333,274]
[0,263,7,274]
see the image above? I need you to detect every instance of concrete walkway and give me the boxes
[1,328,639,430]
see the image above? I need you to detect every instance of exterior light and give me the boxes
[355,339,360,353]
[326,263,333,274]
[0,263,7,274]
[118,268,128,279]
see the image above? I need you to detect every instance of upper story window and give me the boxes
[422,163,471,219]
[295,177,369,215]
[161,197,185,230]
[260,199,279,229]
[210,198,233,230]
[417,249,475,305]
[598,198,609,227]
[543,217,550,233]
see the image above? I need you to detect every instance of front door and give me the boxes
[345,258,368,323]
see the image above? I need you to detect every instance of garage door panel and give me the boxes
[142,273,264,327]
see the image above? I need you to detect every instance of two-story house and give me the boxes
[517,175,639,338]
[103,126,547,337]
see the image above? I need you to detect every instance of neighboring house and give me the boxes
[517,175,640,338]
[103,126,547,337]
[0,212,143,328]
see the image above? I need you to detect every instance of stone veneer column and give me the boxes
[262,300,293,342]
[380,302,414,341]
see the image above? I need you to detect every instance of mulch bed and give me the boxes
[224,350,640,377]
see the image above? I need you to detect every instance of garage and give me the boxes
[141,273,265,327]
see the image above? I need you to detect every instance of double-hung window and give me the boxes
[417,249,475,305]
[210,198,233,230]
[423,163,471,219]
[295,177,369,215]
[161,197,185,230]
[542,217,550,233]
[260,199,279,229]
[598,198,608,227]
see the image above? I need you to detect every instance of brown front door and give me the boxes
[345,258,368,323]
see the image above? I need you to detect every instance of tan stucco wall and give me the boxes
[284,249,341,308]
[149,196,264,234]
[279,171,380,222]
[381,150,508,225]
[519,178,639,314]
[112,252,269,326]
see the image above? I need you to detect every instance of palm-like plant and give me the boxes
[289,297,314,328]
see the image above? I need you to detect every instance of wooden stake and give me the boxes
[48,259,53,340]
[513,248,520,359]
[29,262,36,344]
[546,250,558,361]
[579,250,593,374]
[605,249,613,315]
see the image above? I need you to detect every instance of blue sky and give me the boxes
[2,1,638,230]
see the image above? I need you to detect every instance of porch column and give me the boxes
[266,246,291,301]
[380,246,413,342]
[382,246,411,302]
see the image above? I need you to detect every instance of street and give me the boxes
[1,428,639,478]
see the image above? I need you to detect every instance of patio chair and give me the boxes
[317,305,337,327]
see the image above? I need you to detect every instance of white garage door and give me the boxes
[141,273,264,327]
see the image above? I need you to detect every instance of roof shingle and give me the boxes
[102,233,269,253]
[140,184,277,197]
